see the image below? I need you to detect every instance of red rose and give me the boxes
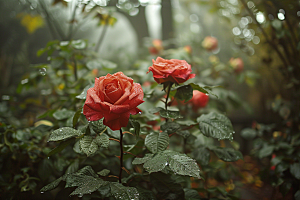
[229,58,244,74]
[202,36,218,51]
[83,72,144,130]
[189,90,209,108]
[147,57,195,84]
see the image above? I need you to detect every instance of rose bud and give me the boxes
[188,90,209,109]
[202,36,218,51]
[183,45,192,54]
[149,39,163,55]
[147,57,195,84]
[229,57,244,74]
[83,72,144,130]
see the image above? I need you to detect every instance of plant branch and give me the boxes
[95,25,108,52]
[39,0,67,40]
[119,128,124,183]
[67,0,80,40]
[109,138,120,143]
[72,56,78,81]
[239,0,290,69]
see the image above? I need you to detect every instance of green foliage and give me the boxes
[79,134,109,156]
[0,1,256,199]
[175,85,193,102]
[133,150,201,178]
[211,147,243,162]
[197,112,234,140]
[145,132,169,154]
[48,127,83,142]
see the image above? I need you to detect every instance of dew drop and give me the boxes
[41,192,44,194]
[39,68,47,76]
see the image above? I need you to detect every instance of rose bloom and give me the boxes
[189,90,209,109]
[83,72,144,130]
[229,58,244,74]
[147,57,195,84]
[202,36,218,51]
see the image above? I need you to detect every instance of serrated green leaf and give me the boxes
[89,118,106,133]
[145,132,169,154]
[160,109,183,119]
[193,147,210,166]
[140,150,201,178]
[161,122,181,134]
[176,120,197,126]
[47,138,75,156]
[212,147,243,162]
[79,136,98,156]
[190,83,219,98]
[53,108,75,120]
[67,175,104,196]
[95,134,109,148]
[169,154,200,178]
[132,154,154,165]
[110,182,139,200]
[197,112,234,140]
[143,153,168,173]
[40,177,63,192]
[175,85,193,102]
[76,84,94,99]
[48,127,83,142]
[290,163,300,180]
[97,169,110,176]
[75,166,98,177]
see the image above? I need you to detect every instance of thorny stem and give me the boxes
[119,129,124,183]
[95,25,108,52]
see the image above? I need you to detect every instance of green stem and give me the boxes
[119,128,124,183]
[165,82,172,111]
[72,56,78,81]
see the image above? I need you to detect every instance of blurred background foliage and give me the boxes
[0,0,300,199]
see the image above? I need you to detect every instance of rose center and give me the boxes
[104,82,123,103]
